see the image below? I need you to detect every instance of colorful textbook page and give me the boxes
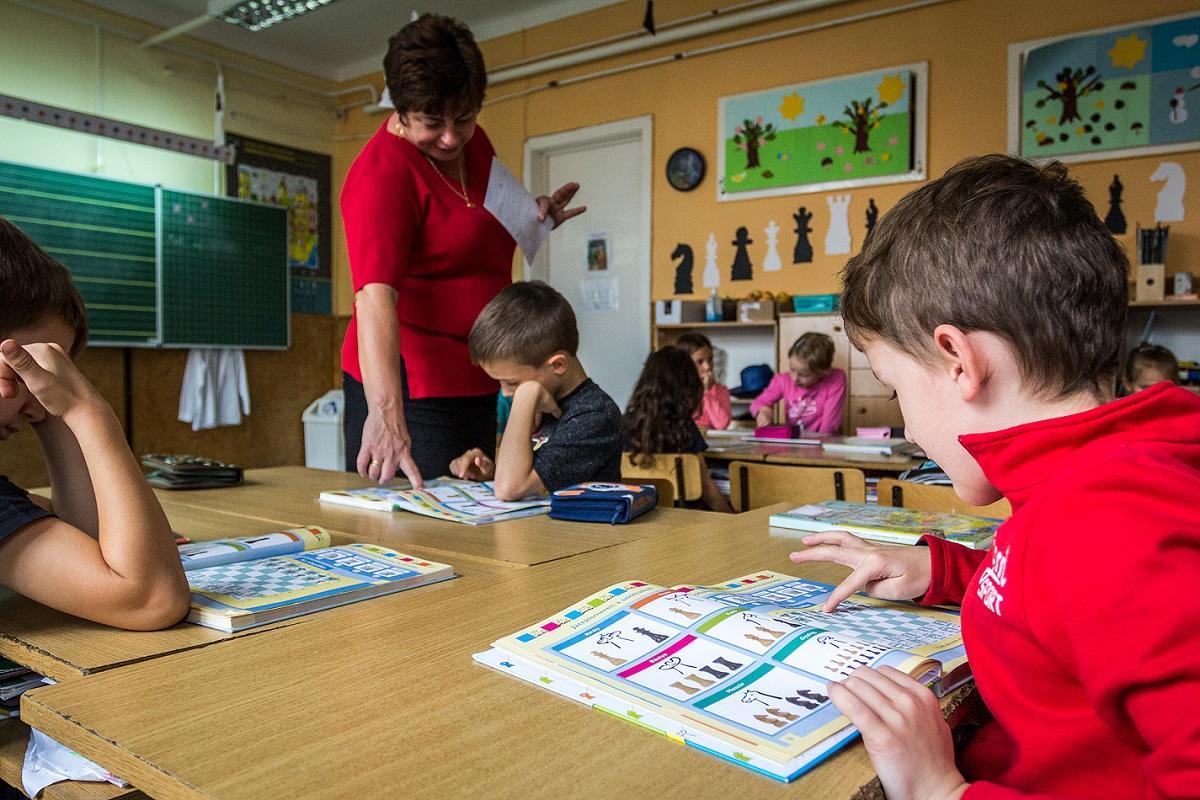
[475,571,968,782]
[187,540,454,633]
[178,526,330,570]
[769,501,1000,550]
[318,478,549,525]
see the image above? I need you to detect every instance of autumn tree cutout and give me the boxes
[832,97,886,154]
[1035,66,1104,125]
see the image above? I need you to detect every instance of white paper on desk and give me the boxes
[484,157,553,264]
[23,726,129,797]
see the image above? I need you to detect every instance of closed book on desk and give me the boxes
[319,478,549,525]
[548,482,657,523]
[179,526,330,570]
[769,501,999,549]
[475,571,969,782]
[820,437,914,456]
[187,533,455,632]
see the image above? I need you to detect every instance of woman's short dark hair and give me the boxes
[384,14,486,118]
[623,347,703,468]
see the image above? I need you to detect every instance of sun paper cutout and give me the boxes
[1109,33,1147,70]
[778,92,805,122]
[877,74,906,105]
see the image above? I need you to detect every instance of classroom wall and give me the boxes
[0,0,346,486]
[331,0,1200,321]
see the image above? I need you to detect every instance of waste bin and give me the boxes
[302,389,344,471]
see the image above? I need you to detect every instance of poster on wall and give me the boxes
[225,134,332,314]
[1011,11,1200,163]
[717,62,927,202]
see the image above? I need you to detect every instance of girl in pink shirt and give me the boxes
[750,332,846,434]
[674,333,732,431]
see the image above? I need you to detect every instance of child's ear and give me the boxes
[931,324,987,402]
[546,353,569,375]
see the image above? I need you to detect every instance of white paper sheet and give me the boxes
[483,157,553,263]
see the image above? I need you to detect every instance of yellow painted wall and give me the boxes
[332,0,1200,313]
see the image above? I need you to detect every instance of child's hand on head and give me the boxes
[789,531,933,611]
[514,380,561,430]
[451,448,495,481]
[829,665,967,800]
[0,340,98,422]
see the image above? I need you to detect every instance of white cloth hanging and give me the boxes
[178,349,250,431]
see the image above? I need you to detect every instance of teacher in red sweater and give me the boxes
[342,14,583,487]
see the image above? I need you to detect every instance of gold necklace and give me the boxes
[423,154,475,208]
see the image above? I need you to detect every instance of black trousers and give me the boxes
[343,368,496,480]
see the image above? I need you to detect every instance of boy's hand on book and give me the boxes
[830,666,967,800]
[451,448,495,481]
[789,531,932,611]
[0,340,99,422]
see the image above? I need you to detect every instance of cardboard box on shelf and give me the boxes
[654,299,705,324]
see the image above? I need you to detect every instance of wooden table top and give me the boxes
[21,505,908,800]
[704,441,921,473]
[156,466,693,567]
[0,500,516,682]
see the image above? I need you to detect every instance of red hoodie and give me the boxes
[918,382,1200,799]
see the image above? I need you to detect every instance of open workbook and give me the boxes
[180,527,455,632]
[769,501,1000,549]
[475,570,969,782]
[318,478,549,525]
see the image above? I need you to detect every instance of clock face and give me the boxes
[666,147,705,192]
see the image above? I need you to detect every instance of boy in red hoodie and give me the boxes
[792,155,1200,800]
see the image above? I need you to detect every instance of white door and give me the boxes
[526,117,651,412]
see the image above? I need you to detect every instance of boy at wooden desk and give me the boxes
[0,215,189,630]
[451,280,623,500]
[792,156,1200,799]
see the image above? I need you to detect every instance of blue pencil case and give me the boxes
[549,482,658,524]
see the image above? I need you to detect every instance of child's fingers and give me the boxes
[837,668,907,729]
[0,340,48,387]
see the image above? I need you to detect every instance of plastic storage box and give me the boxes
[302,389,345,471]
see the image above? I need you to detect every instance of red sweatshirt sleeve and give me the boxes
[916,535,988,606]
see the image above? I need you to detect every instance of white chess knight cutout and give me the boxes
[703,232,720,289]
[1150,162,1186,223]
[763,220,782,272]
[824,195,852,255]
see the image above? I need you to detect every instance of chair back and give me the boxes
[729,461,866,513]
[877,478,1012,517]
[621,453,703,506]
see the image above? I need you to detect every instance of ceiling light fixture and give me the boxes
[213,0,340,32]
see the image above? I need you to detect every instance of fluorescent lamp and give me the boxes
[213,0,340,32]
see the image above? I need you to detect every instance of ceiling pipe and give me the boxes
[488,0,850,85]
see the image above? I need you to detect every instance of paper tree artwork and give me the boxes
[1105,175,1127,234]
[719,66,921,199]
[1017,13,1200,159]
[824,195,852,255]
[1151,161,1186,222]
[731,227,754,280]
[763,220,782,272]
[792,207,814,264]
[672,243,695,294]
[703,233,720,289]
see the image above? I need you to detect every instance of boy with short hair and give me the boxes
[792,156,1200,799]
[1122,342,1180,394]
[451,281,622,500]
[0,215,190,630]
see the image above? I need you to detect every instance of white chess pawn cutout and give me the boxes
[824,195,852,255]
[763,220,782,272]
[703,232,720,289]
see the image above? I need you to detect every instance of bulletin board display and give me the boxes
[0,159,290,349]
[0,160,157,346]
[159,190,289,348]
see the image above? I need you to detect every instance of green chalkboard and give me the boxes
[160,190,289,348]
[0,160,290,349]
[0,160,157,346]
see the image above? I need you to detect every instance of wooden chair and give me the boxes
[633,477,676,508]
[621,453,703,507]
[877,478,1012,518]
[728,461,866,513]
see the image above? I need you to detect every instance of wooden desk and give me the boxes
[705,442,920,473]
[155,466,693,567]
[21,506,929,800]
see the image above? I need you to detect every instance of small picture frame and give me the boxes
[586,232,609,272]
[666,147,705,192]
